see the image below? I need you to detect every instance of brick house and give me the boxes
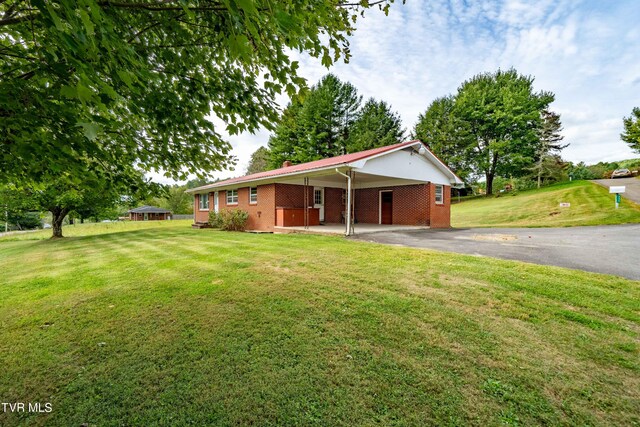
[128,206,172,221]
[187,140,463,235]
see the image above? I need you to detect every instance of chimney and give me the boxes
[282,160,292,168]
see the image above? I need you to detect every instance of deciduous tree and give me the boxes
[621,107,640,153]
[1,0,398,183]
[414,69,558,194]
[26,168,155,237]
[413,95,472,181]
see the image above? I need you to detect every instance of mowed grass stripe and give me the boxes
[452,180,640,227]
[0,222,638,426]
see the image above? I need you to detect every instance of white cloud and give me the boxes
[153,0,640,184]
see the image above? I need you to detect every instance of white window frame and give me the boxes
[435,185,444,205]
[249,187,258,204]
[199,193,210,211]
[227,189,238,205]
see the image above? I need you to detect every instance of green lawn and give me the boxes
[452,180,640,228]
[0,222,638,426]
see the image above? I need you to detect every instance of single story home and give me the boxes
[186,140,463,235]
[128,206,172,221]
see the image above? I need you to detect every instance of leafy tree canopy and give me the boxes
[413,95,472,181]
[246,146,272,174]
[269,74,404,168]
[24,166,155,237]
[144,185,193,214]
[347,98,404,152]
[621,107,640,153]
[1,0,399,184]
[414,68,559,194]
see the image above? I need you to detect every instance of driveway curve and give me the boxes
[593,177,640,204]
[351,225,640,280]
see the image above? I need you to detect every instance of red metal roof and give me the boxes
[193,140,423,190]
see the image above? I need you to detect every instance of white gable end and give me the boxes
[354,148,453,185]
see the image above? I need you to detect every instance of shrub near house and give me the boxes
[209,210,249,231]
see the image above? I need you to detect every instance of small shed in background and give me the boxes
[128,206,172,221]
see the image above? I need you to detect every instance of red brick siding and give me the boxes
[192,182,451,230]
[427,183,451,228]
[324,187,344,223]
[274,183,314,208]
[218,184,276,231]
[130,212,169,221]
[193,193,211,223]
[354,184,430,226]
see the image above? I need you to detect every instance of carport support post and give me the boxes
[335,168,352,236]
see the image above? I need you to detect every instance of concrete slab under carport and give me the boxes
[274,223,427,236]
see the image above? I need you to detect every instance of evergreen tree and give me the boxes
[621,107,640,153]
[533,110,567,188]
[246,147,272,174]
[269,74,361,166]
[347,98,404,152]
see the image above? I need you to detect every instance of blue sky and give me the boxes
[156,0,640,183]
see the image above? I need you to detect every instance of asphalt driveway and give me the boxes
[593,177,640,204]
[351,224,640,280]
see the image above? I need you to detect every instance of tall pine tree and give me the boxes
[347,98,404,152]
[533,110,567,188]
[269,75,408,167]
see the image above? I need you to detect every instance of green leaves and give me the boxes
[414,68,560,194]
[268,74,404,168]
[77,122,102,141]
[1,0,399,185]
[621,107,640,153]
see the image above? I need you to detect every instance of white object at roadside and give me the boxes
[609,186,626,194]
[559,202,570,208]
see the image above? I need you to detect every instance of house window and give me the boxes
[435,185,444,204]
[314,189,323,205]
[249,187,258,204]
[227,189,238,205]
[199,193,210,210]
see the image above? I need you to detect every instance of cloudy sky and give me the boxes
[156,0,640,183]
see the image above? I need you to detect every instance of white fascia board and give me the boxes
[185,164,352,194]
[355,149,452,185]
[348,141,463,187]
[418,147,464,186]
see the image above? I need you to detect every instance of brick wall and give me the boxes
[354,184,430,226]
[192,182,451,230]
[194,193,211,223]
[274,183,314,208]
[193,184,277,231]
[426,183,451,228]
[324,187,344,223]
[219,184,276,231]
[130,212,170,221]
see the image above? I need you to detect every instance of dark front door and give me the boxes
[380,191,392,224]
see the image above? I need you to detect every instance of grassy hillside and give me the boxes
[452,180,640,228]
[1,222,638,426]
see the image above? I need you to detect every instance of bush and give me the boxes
[208,209,249,231]
[208,211,223,228]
